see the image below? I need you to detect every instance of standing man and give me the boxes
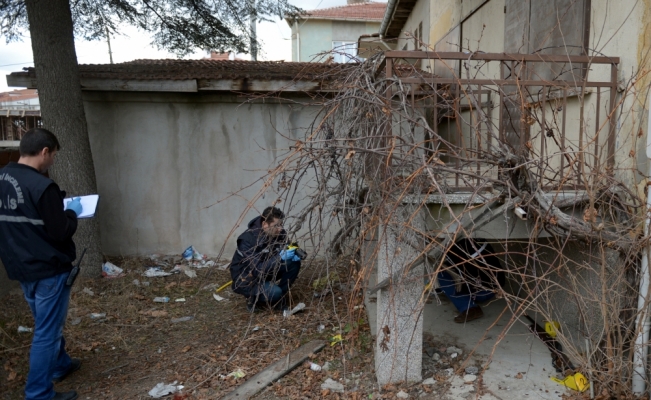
[230,206,302,312]
[0,128,83,400]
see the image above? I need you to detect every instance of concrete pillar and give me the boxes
[375,205,425,385]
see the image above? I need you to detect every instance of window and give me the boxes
[332,41,358,63]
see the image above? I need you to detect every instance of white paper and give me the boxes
[63,194,99,219]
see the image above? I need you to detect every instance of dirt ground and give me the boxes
[0,256,510,400]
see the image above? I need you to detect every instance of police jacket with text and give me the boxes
[0,162,77,282]
[229,216,287,296]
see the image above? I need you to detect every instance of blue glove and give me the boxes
[279,249,296,261]
[65,197,83,217]
[292,254,301,262]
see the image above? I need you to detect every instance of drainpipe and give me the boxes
[633,94,651,394]
[295,20,301,61]
[379,0,399,38]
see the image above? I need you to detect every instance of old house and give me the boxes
[350,0,651,396]
[286,0,386,63]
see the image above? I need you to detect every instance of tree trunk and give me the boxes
[25,0,103,276]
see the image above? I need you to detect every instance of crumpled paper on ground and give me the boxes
[148,381,184,398]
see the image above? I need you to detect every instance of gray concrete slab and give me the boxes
[365,295,576,399]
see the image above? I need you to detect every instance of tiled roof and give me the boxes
[0,89,38,102]
[14,59,349,82]
[301,2,386,21]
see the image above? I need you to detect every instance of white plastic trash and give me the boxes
[148,381,184,398]
[309,362,322,371]
[102,262,124,278]
[17,326,32,333]
[143,267,172,278]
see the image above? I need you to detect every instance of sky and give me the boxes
[0,0,387,92]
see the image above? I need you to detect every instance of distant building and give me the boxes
[286,1,386,63]
[0,89,41,146]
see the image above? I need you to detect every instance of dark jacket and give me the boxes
[230,216,287,296]
[444,239,506,295]
[0,162,77,282]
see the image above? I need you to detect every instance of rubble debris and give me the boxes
[321,378,344,393]
[463,374,477,383]
[422,378,436,385]
[148,381,184,398]
[446,346,462,355]
[465,366,479,375]
[102,262,124,278]
[396,390,409,398]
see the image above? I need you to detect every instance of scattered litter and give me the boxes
[132,279,140,286]
[280,329,288,335]
[308,362,322,371]
[70,317,82,326]
[175,298,186,302]
[321,378,344,392]
[102,262,125,278]
[148,381,184,398]
[551,372,589,392]
[313,289,330,298]
[446,346,462,355]
[322,361,332,371]
[432,353,441,361]
[317,324,325,333]
[148,254,160,260]
[17,326,32,333]
[213,293,226,302]
[171,316,193,324]
[173,264,197,277]
[142,281,150,287]
[143,267,172,278]
[82,287,95,296]
[283,302,305,317]
[463,374,477,383]
[444,368,454,376]
[140,310,168,317]
[153,297,170,303]
[451,352,458,358]
[218,262,230,270]
[252,326,260,332]
[182,246,205,261]
[397,390,409,399]
[227,369,246,379]
[465,366,479,375]
[90,313,106,320]
[422,377,436,385]
[330,334,343,346]
[204,260,216,267]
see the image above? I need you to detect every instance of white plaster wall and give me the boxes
[83,91,324,257]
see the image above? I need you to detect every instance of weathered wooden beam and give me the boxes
[6,74,37,89]
[222,340,326,400]
[197,78,329,92]
[80,79,198,92]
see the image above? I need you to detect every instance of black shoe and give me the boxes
[52,358,81,383]
[53,391,78,400]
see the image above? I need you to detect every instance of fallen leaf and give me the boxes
[7,370,17,381]
[515,372,523,379]
[344,150,356,160]
[182,345,191,353]
[150,310,168,317]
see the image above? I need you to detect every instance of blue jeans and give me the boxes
[251,259,301,307]
[20,272,73,400]
[437,271,495,313]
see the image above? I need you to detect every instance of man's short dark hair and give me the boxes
[261,207,284,223]
[19,128,60,156]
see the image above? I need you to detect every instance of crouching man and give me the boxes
[229,207,301,312]
[0,128,83,400]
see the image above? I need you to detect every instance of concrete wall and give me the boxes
[82,91,323,257]
[291,19,381,62]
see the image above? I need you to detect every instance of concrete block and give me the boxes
[375,205,425,385]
